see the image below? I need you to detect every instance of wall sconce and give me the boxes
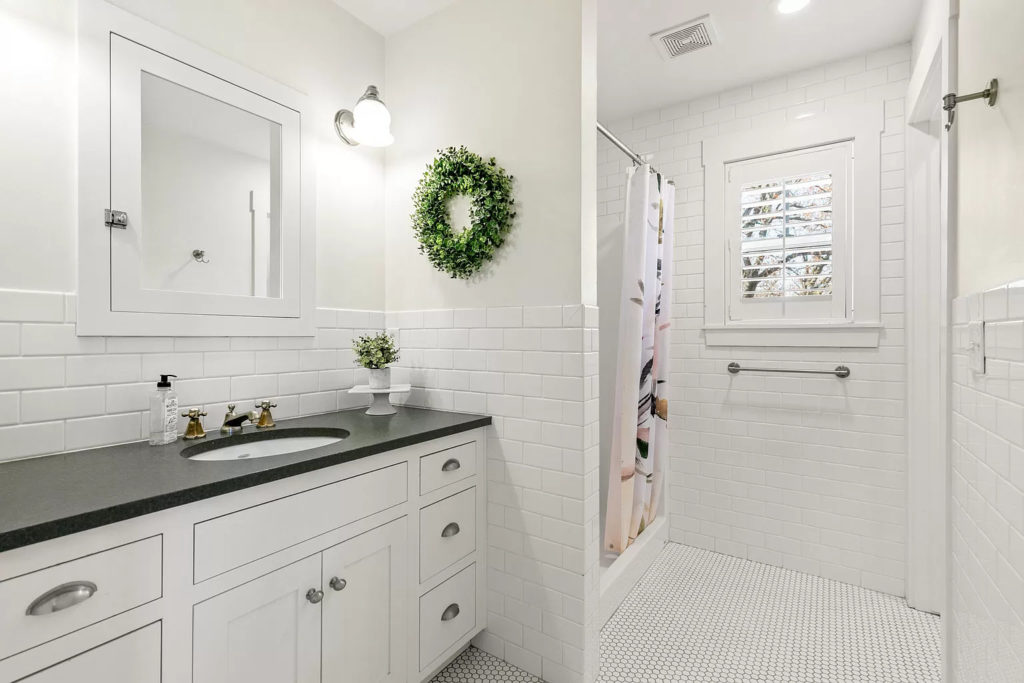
[334,85,394,147]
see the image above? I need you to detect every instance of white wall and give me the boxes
[950,284,1024,680]
[382,2,601,681]
[383,0,596,310]
[0,0,386,309]
[956,0,1024,296]
[597,45,911,596]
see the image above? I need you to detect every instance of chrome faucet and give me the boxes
[220,404,257,435]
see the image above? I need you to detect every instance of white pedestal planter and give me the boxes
[348,383,411,416]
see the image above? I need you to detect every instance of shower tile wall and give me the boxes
[950,282,1024,681]
[388,306,602,683]
[597,44,910,595]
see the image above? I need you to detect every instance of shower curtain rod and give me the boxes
[597,121,671,181]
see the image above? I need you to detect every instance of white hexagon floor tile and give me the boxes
[433,543,941,682]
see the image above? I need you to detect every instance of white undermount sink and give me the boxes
[183,429,349,461]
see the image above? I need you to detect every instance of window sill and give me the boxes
[703,323,881,348]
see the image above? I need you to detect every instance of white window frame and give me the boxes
[703,104,884,347]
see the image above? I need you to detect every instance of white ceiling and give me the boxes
[331,0,458,36]
[598,0,923,120]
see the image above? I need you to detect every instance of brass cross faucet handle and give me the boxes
[255,400,278,429]
[181,408,208,440]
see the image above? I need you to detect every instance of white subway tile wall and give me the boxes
[597,44,911,595]
[0,289,384,461]
[389,305,601,683]
[951,281,1024,681]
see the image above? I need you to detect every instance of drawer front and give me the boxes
[419,442,476,495]
[419,563,476,670]
[419,487,476,582]
[20,622,161,682]
[194,462,407,582]
[0,536,162,660]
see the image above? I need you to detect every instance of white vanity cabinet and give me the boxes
[0,429,486,683]
[19,623,161,683]
[321,518,408,683]
[193,555,323,683]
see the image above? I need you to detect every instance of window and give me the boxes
[702,105,883,347]
[725,142,850,323]
[739,171,834,299]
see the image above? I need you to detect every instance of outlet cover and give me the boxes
[968,320,985,374]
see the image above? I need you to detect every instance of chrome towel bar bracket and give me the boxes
[727,362,850,379]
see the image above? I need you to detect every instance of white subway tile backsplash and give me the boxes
[65,413,141,451]
[66,354,141,386]
[0,324,20,356]
[21,386,105,422]
[21,324,106,356]
[0,357,65,391]
[0,289,64,322]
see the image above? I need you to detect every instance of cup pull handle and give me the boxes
[441,522,461,538]
[26,581,98,616]
[441,603,460,622]
[441,458,461,472]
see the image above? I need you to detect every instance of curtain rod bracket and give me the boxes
[943,78,998,131]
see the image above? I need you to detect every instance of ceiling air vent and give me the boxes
[651,15,716,61]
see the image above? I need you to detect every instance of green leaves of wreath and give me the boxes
[411,146,516,279]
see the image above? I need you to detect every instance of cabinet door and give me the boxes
[19,622,160,683]
[193,555,321,683]
[322,518,407,683]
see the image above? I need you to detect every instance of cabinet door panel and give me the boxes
[19,622,160,683]
[322,518,407,683]
[193,555,321,683]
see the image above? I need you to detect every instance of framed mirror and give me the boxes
[78,0,314,336]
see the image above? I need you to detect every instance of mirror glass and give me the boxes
[140,72,282,298]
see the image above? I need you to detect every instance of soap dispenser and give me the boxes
[149,374,179,445]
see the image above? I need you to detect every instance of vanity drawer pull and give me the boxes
[306,588,324,604]
[329,576,347,591]
[440,603,460,622]
[26,581,98,616]
[441,522,461,538]
[441,458,461,472]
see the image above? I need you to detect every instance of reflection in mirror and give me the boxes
[140,72,282,298]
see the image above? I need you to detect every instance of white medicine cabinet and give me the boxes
[77,0,315,336]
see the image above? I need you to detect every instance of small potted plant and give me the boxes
[352,331,400,389]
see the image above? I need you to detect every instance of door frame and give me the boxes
[904,2,957,634]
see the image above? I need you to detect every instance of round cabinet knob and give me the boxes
[440,603,460,622]
[329,576,347,591]
[305,588,324,604]
[441,522,461,538]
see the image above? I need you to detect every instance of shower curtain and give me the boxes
[604,165,674,554]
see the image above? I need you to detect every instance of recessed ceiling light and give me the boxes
[775,0,811,14]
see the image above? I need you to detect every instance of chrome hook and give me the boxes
[191,249,210,264]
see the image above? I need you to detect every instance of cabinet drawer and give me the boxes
[20,622,161,682]
[0,536,162,660]
[419,563,476,670]
[419,487,476,582]
[419,442,475,495]
[194,462,407,582]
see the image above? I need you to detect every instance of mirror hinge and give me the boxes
[104,209,128,229]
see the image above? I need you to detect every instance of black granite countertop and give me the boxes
[0,407,490,553]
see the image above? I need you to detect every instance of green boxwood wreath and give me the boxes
[411,146,516,279]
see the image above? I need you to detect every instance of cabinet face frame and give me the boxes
[77,0,315,336]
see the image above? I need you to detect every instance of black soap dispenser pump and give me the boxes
[149,374,179,445]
